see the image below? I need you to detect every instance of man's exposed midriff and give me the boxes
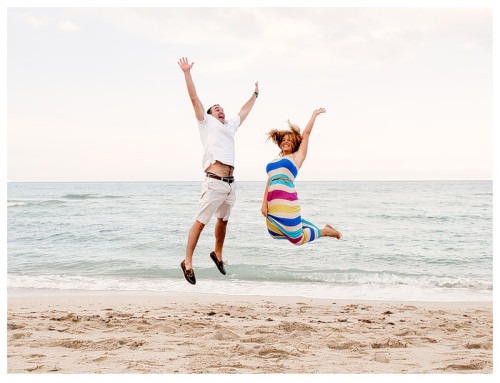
[206,160,234,177]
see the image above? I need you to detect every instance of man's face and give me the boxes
[209,105,225,123]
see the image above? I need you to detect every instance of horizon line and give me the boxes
[6,179,493,183]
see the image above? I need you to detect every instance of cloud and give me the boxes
[96,8,490,76]
[24,15,49,28]
[58,21,79,32]
[21,12,78,32]
[461,41,475,51]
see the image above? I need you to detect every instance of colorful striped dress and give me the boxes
[265,154,321,245]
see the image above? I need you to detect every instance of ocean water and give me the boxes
[7,181,492,302]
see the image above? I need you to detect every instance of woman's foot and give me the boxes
[323,224,342,239]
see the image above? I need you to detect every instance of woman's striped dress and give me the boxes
[265,154,321,245]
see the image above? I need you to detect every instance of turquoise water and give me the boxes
[7,181,492,301]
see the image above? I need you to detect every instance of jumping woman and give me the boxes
[261,108,342,245]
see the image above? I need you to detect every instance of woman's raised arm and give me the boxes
[292,108,326,168]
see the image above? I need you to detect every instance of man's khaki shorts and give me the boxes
[195,177,237,225]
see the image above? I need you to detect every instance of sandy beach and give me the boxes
[7,294,492,374]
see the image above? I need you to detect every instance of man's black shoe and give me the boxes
[181,261,196,284]
[210,251,226,275]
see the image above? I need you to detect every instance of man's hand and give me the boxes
[178,57,204,121]
[178,57,194,73]
[238,81,259,125]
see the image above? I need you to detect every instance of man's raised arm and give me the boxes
[238,81,259,125]
[178,57,205,121]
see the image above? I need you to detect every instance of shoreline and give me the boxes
[7,286,493,303]
[7,289,494,305]
[7,293,493,373]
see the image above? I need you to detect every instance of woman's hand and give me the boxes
[261,203,268,217]
[312,107,326,117]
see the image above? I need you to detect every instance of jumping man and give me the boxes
[178,57,259,284]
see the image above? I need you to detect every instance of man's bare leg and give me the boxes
[214,218,228,261]
[185,220,205,270]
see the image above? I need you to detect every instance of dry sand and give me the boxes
[7,294,492,374]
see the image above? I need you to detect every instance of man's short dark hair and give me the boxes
[207,104,220,114]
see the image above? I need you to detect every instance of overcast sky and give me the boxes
[7,6,493,181]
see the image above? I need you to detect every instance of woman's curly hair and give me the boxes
[267,120,302,156]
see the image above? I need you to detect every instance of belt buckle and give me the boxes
[207,173,219,180]
[206,173,233,183]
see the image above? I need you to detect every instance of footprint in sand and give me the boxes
[50,313,81,322]
[153,324,177,334]
[230,344,252,355]
[212,330,240,341]
[25,365,44,372]
[327,341,365,350]
[11,332,32,340]
[28,354,46,358]
[371,338,407,349]
[444,360,487,371]
[7,322,26,330]
[465,342,492,350]
[258,347,292,359]
[395,329,419,337]
[92,356,108,362]
[278,322,315,333]
[241,336,267,344]
[372,353,391,363]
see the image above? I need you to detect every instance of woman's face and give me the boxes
[280,134,292,154]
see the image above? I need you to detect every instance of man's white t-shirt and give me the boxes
[198,113,241,172]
